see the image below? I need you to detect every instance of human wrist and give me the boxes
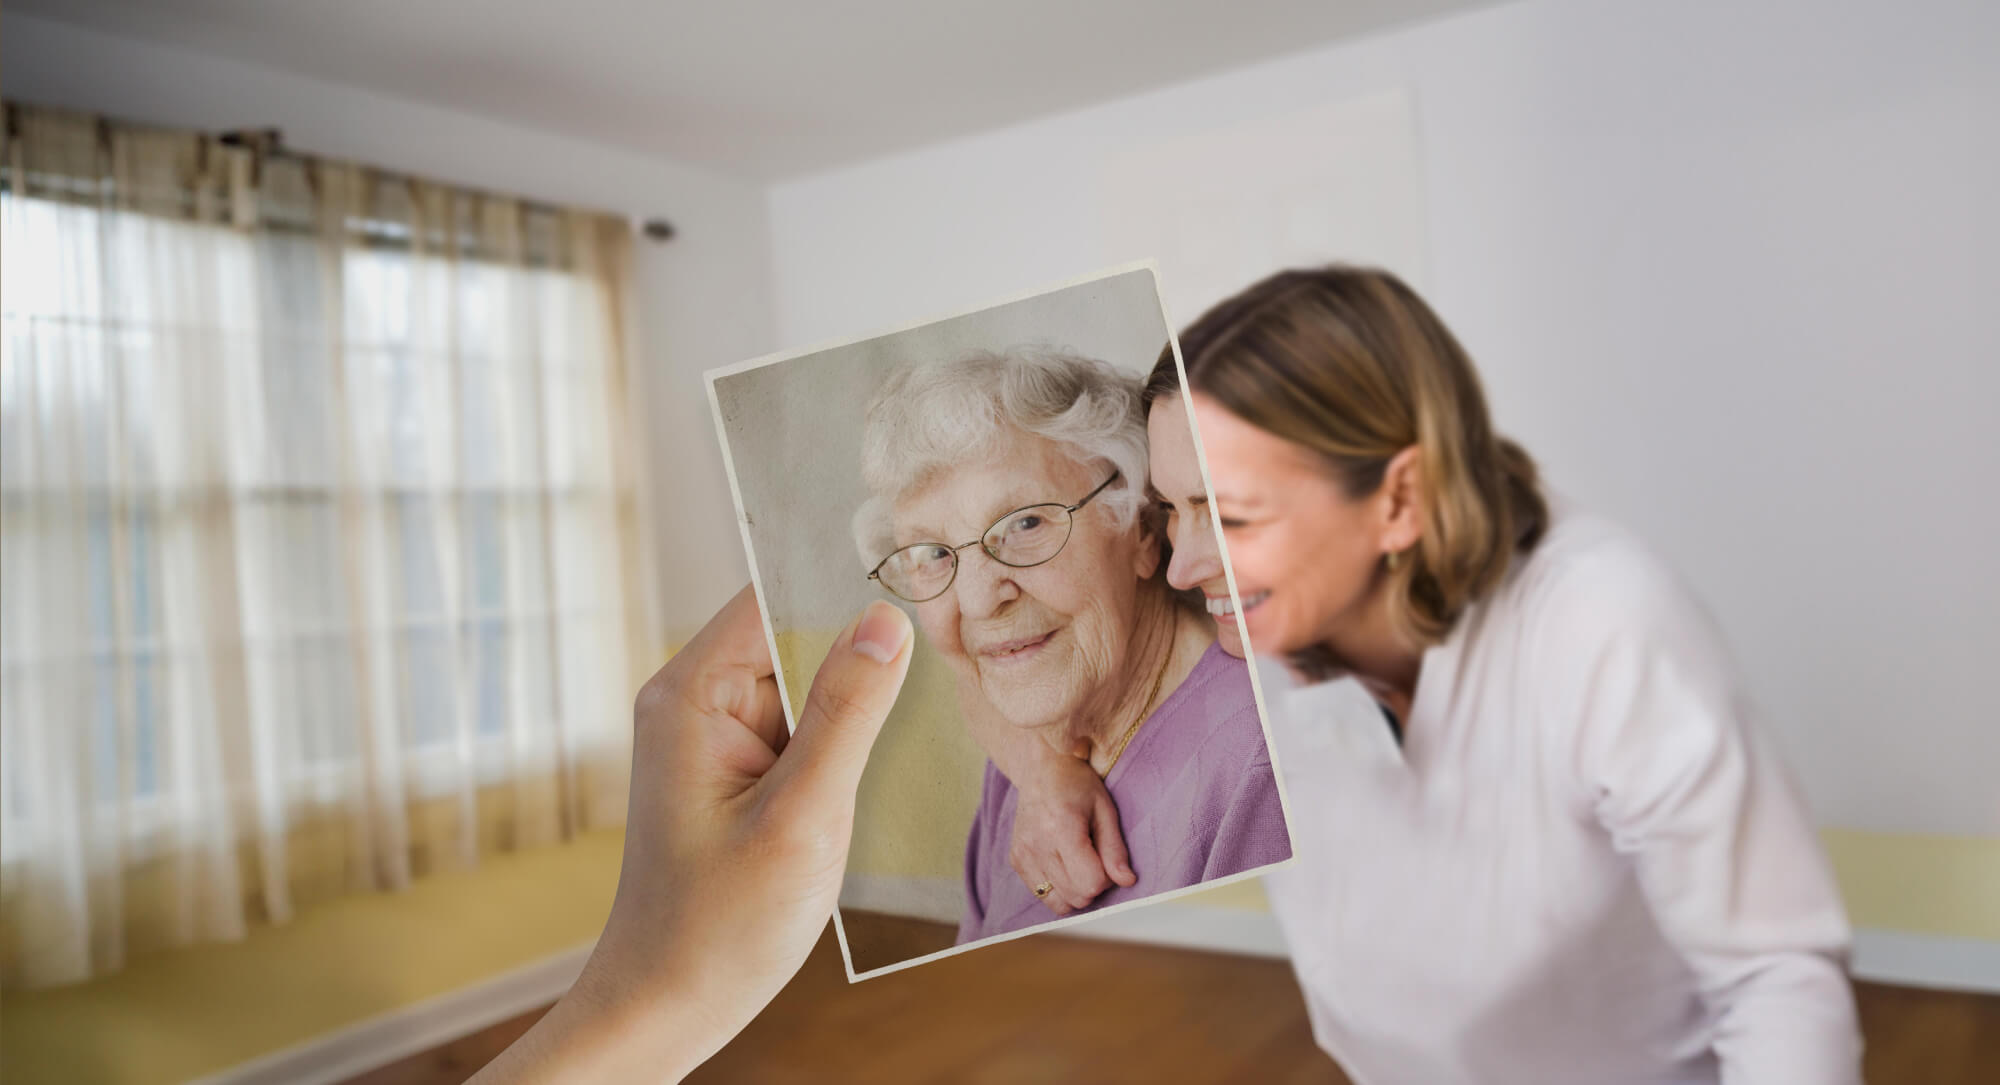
[1008,734,1082,795]
[547,936,729,1082]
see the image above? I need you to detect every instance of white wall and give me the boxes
[2,14,772,644]
[767,0,2000,837]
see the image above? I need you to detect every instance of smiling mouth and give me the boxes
[978,630,1056,661]
[1206,591,1269,618]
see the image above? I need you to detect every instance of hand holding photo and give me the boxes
[706,265,1295,979]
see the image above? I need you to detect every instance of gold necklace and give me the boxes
[1099,629,1178,775]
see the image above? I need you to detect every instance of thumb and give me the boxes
[1092,792,1137,887]
[768,600,913,811]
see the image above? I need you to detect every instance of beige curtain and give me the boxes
[0,103,660,990]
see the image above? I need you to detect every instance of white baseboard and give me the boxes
[186,943,594,1085]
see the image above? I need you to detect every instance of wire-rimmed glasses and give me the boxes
[866,471,1121,603]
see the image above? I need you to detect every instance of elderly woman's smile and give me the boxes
[890,426,1154,735]
[975,630,1057,662]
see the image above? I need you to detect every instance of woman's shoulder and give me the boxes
[1500,506,1718,654]
[1488,505,1746,753]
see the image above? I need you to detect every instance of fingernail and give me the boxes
[851,600,909,664]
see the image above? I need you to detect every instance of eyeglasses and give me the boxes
[867,471,1121,603]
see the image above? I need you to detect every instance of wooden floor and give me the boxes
[346,919,2000,1084]
[839,907,962,974]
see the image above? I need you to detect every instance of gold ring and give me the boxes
[1033,881,1054,899]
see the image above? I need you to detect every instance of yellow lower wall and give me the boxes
[776,628,988,882]
[1177,830,2000,940]
[1821,830,2000,941]
[0,830,625,1085]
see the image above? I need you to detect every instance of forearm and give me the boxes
[469,953,722,1084]
[958,680,1131,905]
[963,695,1063,788]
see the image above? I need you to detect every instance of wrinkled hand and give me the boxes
[1008,740,1136,915]
[473,585,912,1083]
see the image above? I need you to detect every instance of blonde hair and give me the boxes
[1164,266,1547,663]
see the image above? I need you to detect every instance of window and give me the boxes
[1,184,635,858]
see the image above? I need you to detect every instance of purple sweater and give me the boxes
[956,642,1292,943]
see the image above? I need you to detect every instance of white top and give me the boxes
[1259,508,1862,1085]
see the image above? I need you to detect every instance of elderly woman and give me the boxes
[852,349,1290,943]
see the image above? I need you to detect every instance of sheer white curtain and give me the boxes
[0,104,658,990]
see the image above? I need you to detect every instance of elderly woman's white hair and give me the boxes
[851,347,1151,569]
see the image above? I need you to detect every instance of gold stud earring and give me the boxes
[1385,548,1402,571]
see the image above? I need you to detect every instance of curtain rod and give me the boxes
[213,125,675,241]
[3,101,677,241]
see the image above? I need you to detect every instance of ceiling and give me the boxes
[13,0,1499,180]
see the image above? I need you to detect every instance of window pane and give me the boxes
[133,653,159,797]
[395,494,446,619]
[130,505,154,642]
[257,232,335,488]
[299,630,358,768]
[467,494,505,615]
[93,656,120,802]
[472,617,506,739]
[88,496,115,649]
[401,624,456,750]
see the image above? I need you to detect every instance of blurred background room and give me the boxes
[2,0,1994,1082]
